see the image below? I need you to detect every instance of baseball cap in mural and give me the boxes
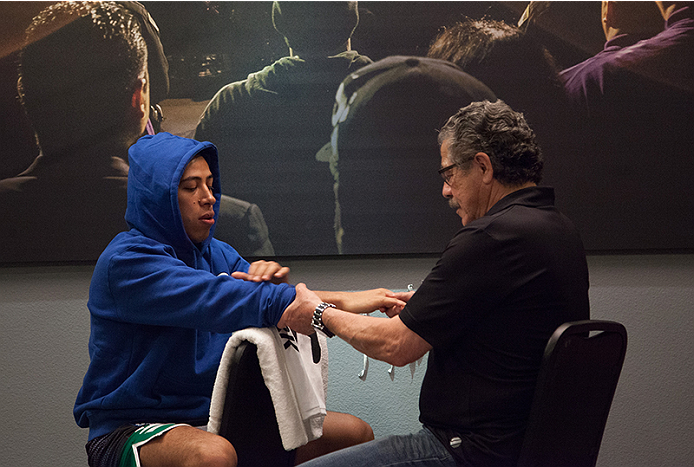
[332,56,495,134]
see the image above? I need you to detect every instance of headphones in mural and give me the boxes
[118,1,169,132]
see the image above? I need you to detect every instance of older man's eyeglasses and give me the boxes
[438,163,458,185]
[438,157,474,185]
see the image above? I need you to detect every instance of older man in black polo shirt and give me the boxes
[285,99,590,467]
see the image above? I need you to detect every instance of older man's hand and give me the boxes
[277,283,322,335]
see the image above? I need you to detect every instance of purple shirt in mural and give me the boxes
[554,6,694,251]
[561,6,694,113]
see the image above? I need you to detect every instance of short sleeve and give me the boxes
[399,227,508,348]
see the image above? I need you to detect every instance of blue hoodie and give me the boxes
[74,133,296,440]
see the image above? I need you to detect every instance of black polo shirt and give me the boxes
[399,186,589,467]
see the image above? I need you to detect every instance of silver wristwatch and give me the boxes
[311,302,336,337]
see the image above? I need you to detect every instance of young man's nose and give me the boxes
[201,187,215,205]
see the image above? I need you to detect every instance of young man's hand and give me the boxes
[316,289,411,315]
[231,260,290,284]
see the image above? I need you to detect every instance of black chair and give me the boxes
[517,320,627,467]
[216,341,296,467]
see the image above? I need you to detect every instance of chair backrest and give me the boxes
[217,341,295,467]
[517,320,628,467]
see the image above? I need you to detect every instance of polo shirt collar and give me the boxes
[485,186,555,218]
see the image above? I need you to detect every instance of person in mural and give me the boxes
[562,1,689,105]
[324,56,496,255]
[427,17,566,119]
[195,1,372,256]
[552,0,694,251]
[281,100,590,467]
[426,20,568,165]
[74,131,410,467]
[0,1,148,263]
[0,1,274,264]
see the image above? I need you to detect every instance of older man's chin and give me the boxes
[448,199,466,225]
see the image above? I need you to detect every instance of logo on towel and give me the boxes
[279,327,299,352]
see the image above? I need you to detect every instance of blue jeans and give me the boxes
[300,427,458,467]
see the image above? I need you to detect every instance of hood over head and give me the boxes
[126,133,221,253]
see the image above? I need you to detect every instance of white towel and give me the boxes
[279,328,329,437]
[208,327,328,450]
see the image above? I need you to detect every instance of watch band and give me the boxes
[312,302,336,338]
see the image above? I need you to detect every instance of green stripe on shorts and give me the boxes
[118,423,183,467]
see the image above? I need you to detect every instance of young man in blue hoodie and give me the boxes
[75,132,407,467]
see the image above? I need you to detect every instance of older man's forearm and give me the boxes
[322,309,431,366]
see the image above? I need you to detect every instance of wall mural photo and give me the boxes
[1,1,692,264]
